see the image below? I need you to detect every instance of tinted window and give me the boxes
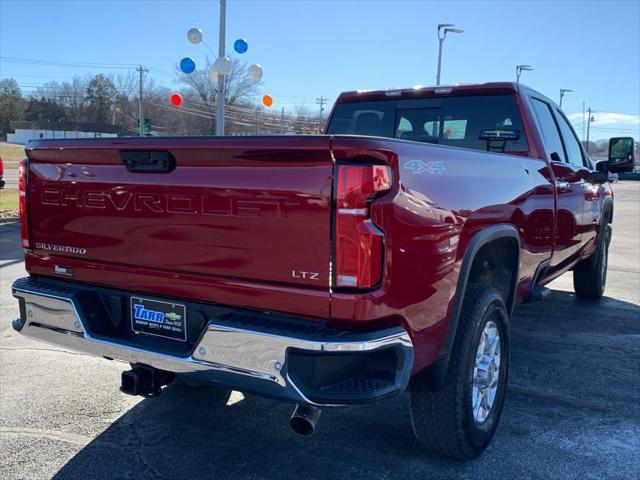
[326,101,395,138]
[327,95,529,154]
[531,99,566,162]
[555,110,584,167]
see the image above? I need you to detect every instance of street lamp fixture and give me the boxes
[559,88,573,109]
[436,23,464,86]
[516,65,532,83]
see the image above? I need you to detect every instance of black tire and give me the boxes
[410,284,510,460]
[573,222,612,300]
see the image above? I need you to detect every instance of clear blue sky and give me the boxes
[1,0,638,141]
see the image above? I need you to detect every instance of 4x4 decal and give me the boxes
[403,160,446,175]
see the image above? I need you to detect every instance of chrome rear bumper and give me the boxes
[12,277,413,406]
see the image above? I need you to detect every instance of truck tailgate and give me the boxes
[26,137,334,295]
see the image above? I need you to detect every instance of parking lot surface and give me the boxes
[1,168,18,189]
[1,182,638,480]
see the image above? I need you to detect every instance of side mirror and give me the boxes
[609,137,634,161]
[608,137,635,173]
[591,160,609,184]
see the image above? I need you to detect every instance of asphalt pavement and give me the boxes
[0,182,638,480]
[1,168,18,189]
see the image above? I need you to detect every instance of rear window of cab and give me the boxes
[327,94,529,154]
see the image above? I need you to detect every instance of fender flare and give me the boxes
[412,224,520,392]
[602,197,614,224]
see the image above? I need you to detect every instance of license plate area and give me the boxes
[130,296,187,342]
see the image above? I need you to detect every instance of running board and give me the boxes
[528,286,551,303]
[525,259,551,303]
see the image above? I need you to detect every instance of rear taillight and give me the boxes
[334,164,391,288]
[18,159,30,248]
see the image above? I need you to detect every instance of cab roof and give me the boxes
[336,82,542,104]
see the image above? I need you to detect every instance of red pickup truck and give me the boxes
[12,82,615,459]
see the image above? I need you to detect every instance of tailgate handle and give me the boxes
[120,150,175,173]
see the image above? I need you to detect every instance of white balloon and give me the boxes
[187,27,203,44]
[213,56,232,75]
[247,64,263,82]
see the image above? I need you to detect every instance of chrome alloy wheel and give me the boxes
[472,320,501,424]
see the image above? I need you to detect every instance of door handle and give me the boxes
[556,181,569,191]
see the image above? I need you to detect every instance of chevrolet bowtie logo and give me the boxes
[165,312,182,321]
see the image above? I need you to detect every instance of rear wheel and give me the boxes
[410,284,510,460]
[573,222,611,299]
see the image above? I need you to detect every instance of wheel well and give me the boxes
[411,226,520,392]
[467,237,519,309]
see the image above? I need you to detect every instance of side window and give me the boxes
[531,98,566,162]
[555,110,585,167]
[396,117,413,136]
[424,121,437,136]
[442,119,467,139]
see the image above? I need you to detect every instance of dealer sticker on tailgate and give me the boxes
[130,296,187,342]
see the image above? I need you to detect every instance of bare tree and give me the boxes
[112,71,137,99]
[36,76,90,124]
[177,57,263,108]
[293,103,312,122]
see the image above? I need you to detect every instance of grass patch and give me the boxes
[0,188,18,213]
[1,142,26,167]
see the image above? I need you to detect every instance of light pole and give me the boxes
[516,65,532,83]
[186,2,229,135]
[436,24,463,86]
[216,0,226,136]
[183,2,263,136]
[559,88,573,109]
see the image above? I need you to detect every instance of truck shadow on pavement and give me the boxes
[53,290,640,480]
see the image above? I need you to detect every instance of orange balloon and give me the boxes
[262,94,273,107]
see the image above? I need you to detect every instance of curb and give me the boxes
[0,216,18,224]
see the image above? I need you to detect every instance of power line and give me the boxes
[1,56,137,70]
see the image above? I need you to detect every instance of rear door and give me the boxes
[26,136,334,290]
[530,98,590,269]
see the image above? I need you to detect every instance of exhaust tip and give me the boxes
[290,404,321,436]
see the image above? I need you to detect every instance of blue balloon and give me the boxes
[234,38,248,54]
[180,57,196,74]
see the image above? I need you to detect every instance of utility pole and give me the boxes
[280,107,285,134]
[316,96,327,129]
[137,65,148,136]
[586,107,595,152]
[216,0,227,136]
[257,108,262,135]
